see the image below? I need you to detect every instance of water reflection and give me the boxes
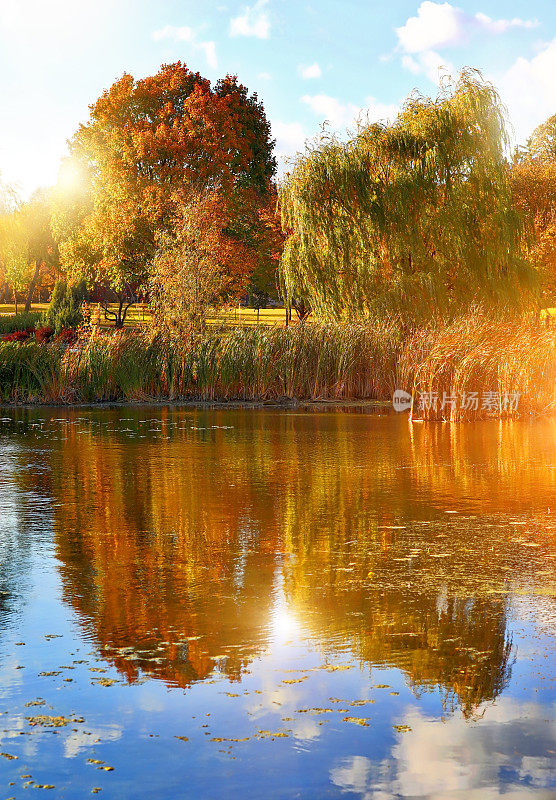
[331,698,556,799]
[0,409,554,798]
[24,411,555,709]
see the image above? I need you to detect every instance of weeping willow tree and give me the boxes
[280,69,537,323]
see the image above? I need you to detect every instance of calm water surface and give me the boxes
[0,407,554,799]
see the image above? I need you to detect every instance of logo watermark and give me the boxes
[392,389,413,412]
[392,390,521,413]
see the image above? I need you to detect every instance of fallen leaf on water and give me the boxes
[0,752,17,759]
[210,737,250,742]
[393,724,412,733]
[321,665,354,672]
[343,717,370,726]
[295,708,336,715]
[26,716,69,727]
[174,736,189,742]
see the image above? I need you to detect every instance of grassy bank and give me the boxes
[0,318,554,418]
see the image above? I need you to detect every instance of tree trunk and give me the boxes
[24,261,41,314]
[14,287,18,316]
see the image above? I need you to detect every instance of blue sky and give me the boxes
[2,0,556,197]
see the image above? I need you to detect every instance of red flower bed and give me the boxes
[55,328,77,344]
[35,325,55,344]
[1,330,31,342]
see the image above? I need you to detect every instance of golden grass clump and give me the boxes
[399,315,556,420]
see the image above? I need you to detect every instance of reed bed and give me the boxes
[0,321,401,405]
[399,316,556,420]
[0,317,554,418]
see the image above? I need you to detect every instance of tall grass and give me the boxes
[0,312,42,335]
[0,316,554,418]
[0,342,61,402]
[399,315,556,419]
[0,322,400,405]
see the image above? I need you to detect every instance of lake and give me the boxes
[0,407,554,798]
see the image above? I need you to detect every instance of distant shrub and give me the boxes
[0,312,41,335]
[43,279,88,333]
[35,325,55,344]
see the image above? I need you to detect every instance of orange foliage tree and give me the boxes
[151,189,259,333]
[58,62,278,326]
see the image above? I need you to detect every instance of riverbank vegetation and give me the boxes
[0,66,555,418]
[0,316,553,420]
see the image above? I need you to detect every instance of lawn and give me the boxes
[0,303,291,327]
[1,303,553,328]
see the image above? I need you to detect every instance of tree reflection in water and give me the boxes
[12,408,552,718]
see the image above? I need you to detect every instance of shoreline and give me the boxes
[0,397,392,412]
[1,398,554,423]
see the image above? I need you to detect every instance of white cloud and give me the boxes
[152,25,217,69]
[258,71,272,80]
[396,2,538,54]
[497,37,556,145]
[301,93,397,131]
[397,2,463,53]
[331,699,556,800]
[475,12,539,36]
[229,0,270,39]
[299,62,322,80]
[273,121,307,152]
[404,50,453,84]
[272,120,308,172]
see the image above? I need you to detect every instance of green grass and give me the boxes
[0,312,43,335]
[0,322,401,404]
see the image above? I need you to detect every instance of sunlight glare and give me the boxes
[271,605,300,641]
[57,159,84,195]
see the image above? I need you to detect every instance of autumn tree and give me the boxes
[0,175,20,304]
[0,189,59,313]
[151,190,256,334]
[525,114,556,162]
[280,70,536,324]
[0,211,28,313]
[20,191,59,312]
[512,116,556,311]
[57,63,278,326]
